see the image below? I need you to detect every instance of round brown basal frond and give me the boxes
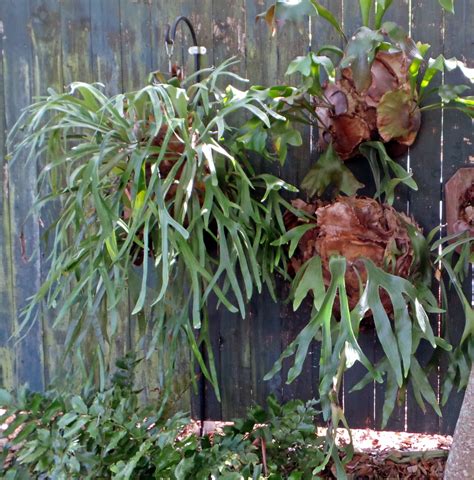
[286,196,421,312]
[316,51,421,161]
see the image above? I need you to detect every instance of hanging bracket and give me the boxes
[164,16,206,81]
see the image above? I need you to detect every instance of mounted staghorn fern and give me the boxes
[257,0,474,197]
[7,59,298,396]
[268,194,474,427]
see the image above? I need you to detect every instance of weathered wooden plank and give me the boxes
[0,8,16,392]
[2,0,44,391]
[60,0,100,382]
[61,0,93,85]
[187,0,217,420]
[90,0,122,95]
[244,1,287,411]
[151,0,179,75]
[89,1,131,374]
[245,1,278,87]
[407,0,444,434]
[278,1,315,405]
[440,0,473,435]
[210,0,253,420]
[308,1,345,421]
[120,1,157,395]
[29,0,64,388]
[120,0,153,91]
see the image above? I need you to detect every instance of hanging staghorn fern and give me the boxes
[7,59,299,396]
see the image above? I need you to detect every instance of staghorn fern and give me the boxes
[256,0,473,197]
[7,59,297,395]
[267,196,473,427]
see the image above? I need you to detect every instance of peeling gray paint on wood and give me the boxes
[0,0,471,434]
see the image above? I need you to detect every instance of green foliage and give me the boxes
[7,59,296,396]
[0,354,190,479]
[266,217,474,427]
[0,360,348,479]
[301,143,364,197]
[260,0,454,33]
[434,234,474,400]
[359,141,418,205]
[258,1,473,118]
[257,0,345,39]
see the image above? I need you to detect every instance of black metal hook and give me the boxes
[164,16,204,80]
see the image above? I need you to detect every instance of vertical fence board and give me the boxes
[211,0,252,420]
[373,0,411,434]
[120,0,153,91]
[61,0,92,85]
[245,1,283,411]
[0,7,16,392]
[29,0,64,387]
[440,0,474,435]
[2,0,44,390]
[276,4,314,406]
[407,0,444,434]
[91,0,122,96]
[60,0,96,382]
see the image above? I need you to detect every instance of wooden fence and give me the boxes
[0,0,472,434]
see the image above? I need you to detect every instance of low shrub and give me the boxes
[0,357,350,479]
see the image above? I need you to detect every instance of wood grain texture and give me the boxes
[0,3,16,392]
[245,0,284,412]
[373,0,410,434]
[91,0,122,95]
[2,0,44,391]
[29,0,65,388]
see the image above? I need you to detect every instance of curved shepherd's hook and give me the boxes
[165,16,206,82]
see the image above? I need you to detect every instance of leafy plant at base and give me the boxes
[266,196,471,427]
[0,354,190,479]
[7,58,298,398]
[257,0,473,197]
[0,358,349,479]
